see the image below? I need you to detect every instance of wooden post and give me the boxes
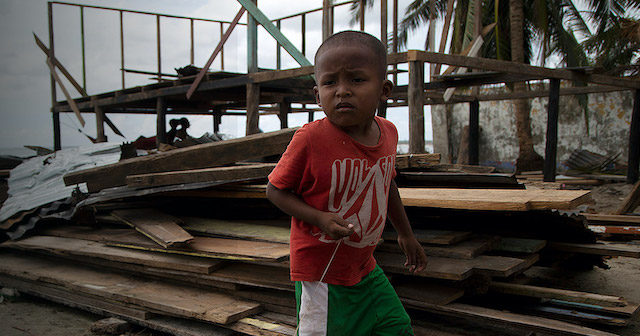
[213,108,222,133]
[190,18,195,65]
[95,105,107,143]
[359,0,365,31]
[308,110,315,123]
[246,83,261,135]
[379,0,388,118]
[469,100,479,165]
[301,14,306,55]
[392,0,398,86]
[278,101,290,129]
[628,89,640,184]
[156,97,167,147]
[156,14,162,82]
[247,0,258,74]
[80,6,86,92]
[543,78,560,182]
[120,10,125,89]
[322,0,333,41]
[408,60,425,153]
[276,20,281,70]
[49,2,61,151]
[220,22,225,70]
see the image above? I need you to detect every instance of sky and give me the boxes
[0,0,434,153]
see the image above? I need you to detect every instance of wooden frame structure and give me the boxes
[45,1,640,184]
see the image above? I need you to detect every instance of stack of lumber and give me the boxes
[0,129,639,335]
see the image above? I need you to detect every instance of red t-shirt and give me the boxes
[268,116,398,286]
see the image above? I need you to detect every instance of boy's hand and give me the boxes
[316,212,355,240]
[397,234,428,273]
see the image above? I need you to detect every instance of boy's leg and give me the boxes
[295,281,329,335]
[366,265,414,336]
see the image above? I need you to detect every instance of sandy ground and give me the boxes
[0,181,638,336]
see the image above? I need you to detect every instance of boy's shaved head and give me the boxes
[314,31,388,79]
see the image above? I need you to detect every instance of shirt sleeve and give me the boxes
[268,127,310,192]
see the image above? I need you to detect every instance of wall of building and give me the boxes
[431,85,635,172]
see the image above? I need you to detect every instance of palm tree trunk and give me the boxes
[510,0,543,173]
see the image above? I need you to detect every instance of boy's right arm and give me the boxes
[266,182,354,240]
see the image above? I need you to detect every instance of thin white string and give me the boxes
[294,239,343,336]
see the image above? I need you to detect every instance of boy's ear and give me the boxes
[380,79,393,101]
[313,86,322,106]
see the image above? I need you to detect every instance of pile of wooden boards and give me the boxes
[0,128,638,335]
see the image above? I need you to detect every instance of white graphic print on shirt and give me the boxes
[320,154,395,248]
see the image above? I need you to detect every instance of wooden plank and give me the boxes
[379,235,500,260]
[213,263,293,291]
[63,128,297,192]
[0,274,153,321]
[127,163,276,188]
[0,252,262,325]
[395,153,441,169]
[467,255,530,277]
[584,213,640,225]
[548,299,640,318]
[402,300,620,336]
[496,237,547,253]
[382,229,472,245]
[613,180,640,214]
[186,7,245,99]
[181,217,290,244]
[523,305,629,326]
[0,235,221,275]
[489,282,628,307]
[398,188,591,211]
[394,282,464,305]
[546,241,640,258]
[45,57,85,126]
[588,225,640,235]
[231,315,296,336]
[0,236,221,274]
[111,208,194,248]
[105,231,290,262]
[375,252,473,280]
[407,49,640,90]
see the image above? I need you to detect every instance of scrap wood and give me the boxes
[546,241,640,258]
[496,237,547,253]
[583,213,640,225]
[0,252,262,325]
[489,282,628,307]
[613,180,640,215]
[522,305,629,326]
[382,229,473,245]
[181,217,290,244]
[104,230,290,262]
[126,163,276,189]
[394,282,465,306]
[0,235,222,275]
[401,300,620,336]
[0,275,237,336]
[63,127,297,192]
[111,208,194,248]
[548,299,640,318]
[395,153,441,169]
[588,225,640,235]
[378,235,500,259]
[398,188,591,211]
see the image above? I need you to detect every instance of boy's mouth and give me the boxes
[335,102,354,112]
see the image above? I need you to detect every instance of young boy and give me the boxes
[266,30,428,336]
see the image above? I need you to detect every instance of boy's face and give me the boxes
[313,45,392,131]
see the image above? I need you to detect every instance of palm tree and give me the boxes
[350,0,626,172]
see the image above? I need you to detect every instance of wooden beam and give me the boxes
[547,241,640,258]
[156,96,167,147]
[237,0,312,67]
[489,282,627,307]
[278,101,290,129]
[408,60,425,153]
[468,100,479,165]
[322,0,333,41]
[63,127,297,192]
[126,163,276,189]
[46,58,85,127]
[613,180,640,215]
[95,105,106,142]
[544,78,560,182]
[246,82,260,135]
[34,33,87,97]
[186,8,245,99]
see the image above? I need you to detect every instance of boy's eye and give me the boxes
[322,80,336,86]
[353,78,365,83]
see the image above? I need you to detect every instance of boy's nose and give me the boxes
[335,83,352,97]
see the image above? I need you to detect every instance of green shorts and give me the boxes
[295,265,413,336]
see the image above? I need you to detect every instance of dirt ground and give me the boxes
[0,181,638,336]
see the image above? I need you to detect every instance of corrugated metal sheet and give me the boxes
[0,143,123,223]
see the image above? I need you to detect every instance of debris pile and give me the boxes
[0,129,638,336]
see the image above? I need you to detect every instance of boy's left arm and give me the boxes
[386,180,428,273]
